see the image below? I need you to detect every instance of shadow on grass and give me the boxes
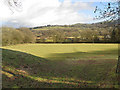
[46,48,118,60]
[2,65,97,88]
[2,48,118,88]
[45,48,118,87]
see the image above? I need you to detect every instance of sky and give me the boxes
[0,0,118,27]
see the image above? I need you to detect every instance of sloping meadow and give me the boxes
[2,44,119,88]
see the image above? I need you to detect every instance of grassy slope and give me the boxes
[2,44,119,88]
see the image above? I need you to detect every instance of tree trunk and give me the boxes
[116,56,120,85]
[116,56,120,73]
[116,3,120,75]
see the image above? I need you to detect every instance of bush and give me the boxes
[2,27,36,46]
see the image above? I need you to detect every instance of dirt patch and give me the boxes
[99,55,105,56]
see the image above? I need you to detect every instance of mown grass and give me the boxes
[2,44,119,88]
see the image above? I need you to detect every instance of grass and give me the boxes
[32,26,78,31]
[2,43,119,88]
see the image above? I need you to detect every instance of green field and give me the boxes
[2,44,119,88]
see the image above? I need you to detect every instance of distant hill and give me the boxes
[29,19,119,30]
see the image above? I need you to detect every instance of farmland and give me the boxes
[2,44,119,88]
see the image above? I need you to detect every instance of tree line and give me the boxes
[2,27,36,46]
[1,21,119,46]
[32,22,119,43]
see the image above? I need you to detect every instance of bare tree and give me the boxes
[94,2,119,21]
[5,0,22,13]
[94,1,120,85]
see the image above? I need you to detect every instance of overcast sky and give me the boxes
[0,0,117,27]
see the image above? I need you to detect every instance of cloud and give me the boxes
[1,0,95,27]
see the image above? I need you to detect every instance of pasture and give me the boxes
[2,44,119,88]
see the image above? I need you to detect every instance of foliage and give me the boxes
[31,23,118,43]
[2,27,36,46]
